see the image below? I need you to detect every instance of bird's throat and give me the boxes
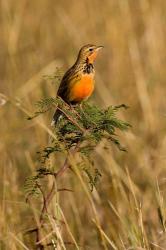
[83,61,94,74]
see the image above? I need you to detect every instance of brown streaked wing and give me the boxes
[57,65,82,103]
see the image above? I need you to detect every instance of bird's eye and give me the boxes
[89,48,94,52]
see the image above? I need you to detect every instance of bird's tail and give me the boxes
[51,108,62,126]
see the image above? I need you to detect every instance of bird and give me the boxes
[51,44,103,125]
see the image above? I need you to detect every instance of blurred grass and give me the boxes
[0,0,166,249]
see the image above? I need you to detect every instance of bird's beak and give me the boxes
[96,45,104,51]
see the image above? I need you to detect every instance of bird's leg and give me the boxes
[79,102,86,116]
[79,102,83,110]
[69,103,76,114]
[69,103,81,119]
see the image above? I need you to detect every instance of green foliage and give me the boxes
[26,97,130,194]
[82,164,102,192]
[27,97,58,120]
[24,167,54,200]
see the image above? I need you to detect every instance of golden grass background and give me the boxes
[0,0,166,249]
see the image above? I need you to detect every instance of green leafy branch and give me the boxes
[25,95,131,249]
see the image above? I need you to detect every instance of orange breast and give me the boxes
[69,74,94,102]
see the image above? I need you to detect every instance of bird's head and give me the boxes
[77,44,103,64]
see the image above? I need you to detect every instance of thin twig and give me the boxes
[29,101,87,248]
[45,177,56,208]
[57,188,73,192]
[37,184,48,223]
[57,106,85,133]
[55,156,69,178]
[56,140,82,178]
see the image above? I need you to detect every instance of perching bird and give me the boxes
[51,44,103,125]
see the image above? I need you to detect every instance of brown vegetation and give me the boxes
[0,0,166,249]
